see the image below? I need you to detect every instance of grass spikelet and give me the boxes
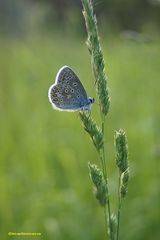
[110,214,117,240]
[115,129,129,173]
[80,1,129,239]
[120,169,130,198]
[81,0,110,116]
[114,129,129,240]
[88,162,108,206]
[79,112,103,151]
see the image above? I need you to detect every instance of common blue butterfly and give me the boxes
[48,66,94,112]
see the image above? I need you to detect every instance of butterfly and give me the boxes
[48,66,95,112]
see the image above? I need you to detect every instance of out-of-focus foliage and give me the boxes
[0,33,160,240]
[0,1,160,240]
[0,0,160,36]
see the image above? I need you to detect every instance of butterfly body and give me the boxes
[48,66,94,112]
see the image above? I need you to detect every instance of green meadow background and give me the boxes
[0,1,160,240]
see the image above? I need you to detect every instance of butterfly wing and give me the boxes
[48,66,89,111]
[56,66,88,99]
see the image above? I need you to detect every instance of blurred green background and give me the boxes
[0,0,160,239]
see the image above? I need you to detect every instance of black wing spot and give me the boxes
[72,82,77,87]
[64,89,69,93]
[77,95,80,98]
[51,92,57,98]
[53,97,58,101]
[71,89,74,93]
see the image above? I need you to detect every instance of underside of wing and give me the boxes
[55,66,88,99]
[48,83,88,111]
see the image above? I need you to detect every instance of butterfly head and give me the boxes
[83,97,94,111]
[88,97,95,104]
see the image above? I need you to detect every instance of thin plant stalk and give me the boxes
[115,130,129,240]
[100,116,113,238]
[81,0,112,238]
[100,148,112,238]
[116,173,122,240]
[80,1,129,240]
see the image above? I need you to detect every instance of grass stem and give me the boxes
[80,1,129,240]
[116,173,122,240]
